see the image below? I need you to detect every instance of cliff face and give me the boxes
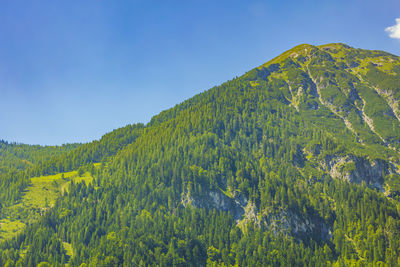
[323,155,398,191]
[181,156,399,241]
[181,190,247,220]
[260,208,332,242]
[182,188,334,242]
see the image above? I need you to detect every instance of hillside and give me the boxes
[0,142,81,207]
[0,168,96,243]
[1,43,400,266]
[0,141,80,174]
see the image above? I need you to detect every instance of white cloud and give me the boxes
[385,18,400,39]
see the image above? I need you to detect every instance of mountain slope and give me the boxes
[1,43,400,266]
[0,141,80,174]
[250,43,400,149]
[0,142,80,206]
[28,123,145,176]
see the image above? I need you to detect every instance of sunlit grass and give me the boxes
[0,166,97,241]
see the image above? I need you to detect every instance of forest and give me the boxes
[1,43,400,266]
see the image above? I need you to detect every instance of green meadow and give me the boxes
[0,168,95,242]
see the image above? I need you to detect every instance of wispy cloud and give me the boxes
[385,18,400,39]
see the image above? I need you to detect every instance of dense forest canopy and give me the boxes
[0,141,80,174]
[1,43,400,266]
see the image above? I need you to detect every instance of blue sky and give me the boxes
[0,0,399,145]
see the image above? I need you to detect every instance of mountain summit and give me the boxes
[246,43,400,148]
[1,44,400,266]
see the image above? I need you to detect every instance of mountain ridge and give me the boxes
[1,43,400,266]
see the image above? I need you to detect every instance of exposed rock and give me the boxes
[237,201,259,230]
[260,208,331,242]
[181,189,246,220]
[323,155,398,191]
[183,185,333,243]
[374,87,400,123]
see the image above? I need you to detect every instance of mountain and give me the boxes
[0,141,80,174]
[1,43,400,266]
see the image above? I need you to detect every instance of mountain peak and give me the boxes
[318,42,351,49]
[244,43,400,151]
[259,43,316,67]
[260,43,358,69]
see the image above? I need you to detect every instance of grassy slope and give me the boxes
[0,166,96,242]
[253,43,400,156]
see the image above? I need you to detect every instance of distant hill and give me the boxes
[0,140,80,174]
[1,43,400,266]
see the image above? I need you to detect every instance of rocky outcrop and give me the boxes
[182,187,333,243]
[323,155,398,191]
[181,189,247,220]
[237,201,260,229]
[260,208,332,242]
